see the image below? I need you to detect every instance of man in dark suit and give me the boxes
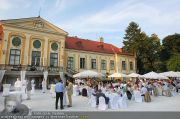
[92,89,109,106]
[55,79,64,110]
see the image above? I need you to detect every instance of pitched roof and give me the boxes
[65,36,122,54]
[0,16,68,35]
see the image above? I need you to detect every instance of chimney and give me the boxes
[98,37,104,42]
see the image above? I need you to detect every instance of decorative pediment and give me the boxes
[1,17,68,35]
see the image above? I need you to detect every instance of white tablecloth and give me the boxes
[105,92,122,109]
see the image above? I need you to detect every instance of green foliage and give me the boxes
[123,22,141,53]
[123,22,161,74]
[162,34,180,54]
[167,53,180,71]
[123,22,180,73]
[160,34,180,71]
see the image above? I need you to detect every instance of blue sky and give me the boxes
[0,0,180,47]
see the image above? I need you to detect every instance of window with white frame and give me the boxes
[50,53,58,67]
[101,59,106,70]
[31,51,41,66]
[130,61,133,70]
[110,60,114,70]
[67,57,74,69]
[80,58,85,69]
[91,59,96,69]
[122,61,126,70]
[9,49,21,65]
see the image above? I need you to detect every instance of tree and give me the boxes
[123,22,141,53]
[123,22,162,74]
[162,33,180,54]
[166,53,180,71]
[123,22,145,74]
[160,33,180,71]
[143,34,161,72]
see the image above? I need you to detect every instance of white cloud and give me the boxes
[0,0,179,46]
[46,0,82,17]
[0,0,12,10]
[54,0,66,10]
[59,0,180,40]
[0,0,32,10]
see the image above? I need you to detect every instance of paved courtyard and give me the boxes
[1,90,180,112]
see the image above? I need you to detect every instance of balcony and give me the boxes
[0,64,64,75]
[48,66,64,73]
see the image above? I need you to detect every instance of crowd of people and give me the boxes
[11,76,180,110]
[72,78,180,108]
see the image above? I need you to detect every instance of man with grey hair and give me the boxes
[0,95,29,116]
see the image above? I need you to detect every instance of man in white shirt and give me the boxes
[141,85,147,96]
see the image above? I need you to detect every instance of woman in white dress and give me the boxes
[63,81,67,107]
[31,79,35,94]
[14,78,22,91]
[42,79,46,93]
[133,85,142,102]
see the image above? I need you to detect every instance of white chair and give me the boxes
[110,95,119,110]
[89,95,96,108]
[108,93,114,109]
[134,91,143,103]
[50,84,56,98]
[108,93,119,109]
[118,94,127,109]
[98,97,107,110]
[171,87,176,96]
[2,84,11,96]
[123,93,128,100]
[73,85,79,96]
[87,88,92,97]
[131,94,135,101]
[21,86,27,100]
[178,89,180,93]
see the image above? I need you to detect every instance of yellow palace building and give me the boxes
[0,17,136,89]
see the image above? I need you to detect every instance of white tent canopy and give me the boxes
[108,72,127,78]
[142,71,169,79]
[159,71,180,78]
[73,70,105,78]
[128,73,141,78]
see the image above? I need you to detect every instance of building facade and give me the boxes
[65,37,136,75]
[0,17,136,89]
